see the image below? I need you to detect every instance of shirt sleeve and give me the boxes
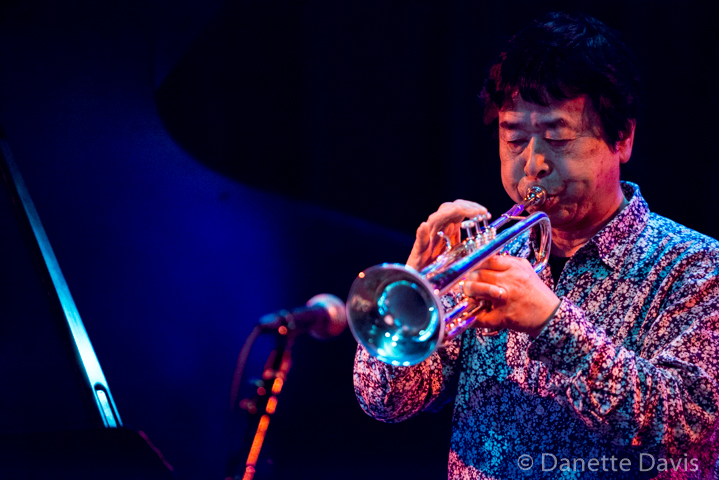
[527,247,719,455]
[353,336,462,423]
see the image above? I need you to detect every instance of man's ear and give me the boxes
[616,120,635,164]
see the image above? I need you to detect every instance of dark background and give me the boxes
[0,1,717,479]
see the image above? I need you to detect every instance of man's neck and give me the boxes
[551,193,628,258]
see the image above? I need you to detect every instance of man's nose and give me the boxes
[523,137,551,178]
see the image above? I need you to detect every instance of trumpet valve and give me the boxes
[461,213,492,243]
[461,219,475,240]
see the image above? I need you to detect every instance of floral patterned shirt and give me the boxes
[354,182,719,479]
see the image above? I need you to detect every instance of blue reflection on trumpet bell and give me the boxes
[378,280,437,342]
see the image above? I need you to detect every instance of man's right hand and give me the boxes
[406,200,488,270]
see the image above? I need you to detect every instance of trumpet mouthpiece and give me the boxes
[524,186,547,207]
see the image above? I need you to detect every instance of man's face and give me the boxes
[498,94,632,232]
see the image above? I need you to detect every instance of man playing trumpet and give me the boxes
[354,12,719,479]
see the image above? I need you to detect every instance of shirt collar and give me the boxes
[582,181,649,270]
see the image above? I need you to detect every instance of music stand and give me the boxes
[0,128,175,479]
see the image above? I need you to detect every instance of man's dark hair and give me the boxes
[480,12,642,148]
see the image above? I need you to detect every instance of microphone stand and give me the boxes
[225,295,346,479]
[225,314,296,480]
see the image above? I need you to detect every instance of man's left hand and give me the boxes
[463,255,560,338]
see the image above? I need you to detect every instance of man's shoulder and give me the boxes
[618,182,719,257]
[644,211,719,258]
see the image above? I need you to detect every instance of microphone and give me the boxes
[258,294,347,340]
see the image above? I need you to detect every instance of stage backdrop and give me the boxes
[0,1,717,479]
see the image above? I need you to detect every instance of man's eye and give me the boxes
[507,140,527,154]
[506,139,527,150]
[546,139,570,147]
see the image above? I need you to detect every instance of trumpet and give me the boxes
[346,186,551,366]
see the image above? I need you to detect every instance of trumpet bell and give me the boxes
[347,264,443,366]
